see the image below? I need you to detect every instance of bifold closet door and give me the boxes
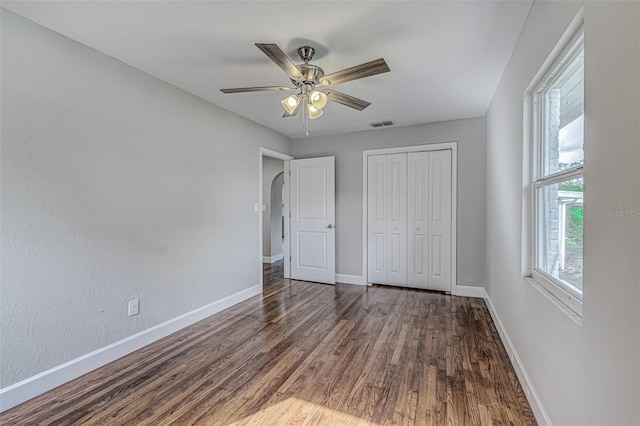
[367,155,387,284]
[366,154,407,285]
[406,150,452,291]
[407,152,429,289]
[425,150,452,292]
[368,149,452,292]
[385,154,407,286]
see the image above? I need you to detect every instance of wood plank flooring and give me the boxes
[1,262,536,425]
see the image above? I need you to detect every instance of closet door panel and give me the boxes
[428,150,452,292]
[385,153,407,286]
[407,152,429,288]
[367,155,387,283]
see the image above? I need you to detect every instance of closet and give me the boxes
[367,150,452,292]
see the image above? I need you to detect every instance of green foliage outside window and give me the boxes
[566,205,583,247]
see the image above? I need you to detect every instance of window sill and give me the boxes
[525,276,582,326]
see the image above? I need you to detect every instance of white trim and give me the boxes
[258,148,294,287]
[533,167,583,188]
[455,285,486,298]
[262,253,284,264]
[0,284,262,413]
[335,274,365,285]
[362,142,458,294]
[530,271,582,317]
[259,147,294,161]
[524,7,585,94]
[283,160,291,279]
[362,142,458,156]
[484,292,553,426]
[526,277,582,325]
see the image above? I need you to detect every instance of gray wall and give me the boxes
[0,11,292,387]
[485,2,640,424]
[261,157,284,258]
[292,117,486,286]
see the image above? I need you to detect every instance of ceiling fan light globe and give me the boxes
[309,91,328,110]
[307,104,324,119]
[281,94,300,115]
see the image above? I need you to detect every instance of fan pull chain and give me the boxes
[304,98,309,136]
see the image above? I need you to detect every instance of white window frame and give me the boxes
[530,26,584,317]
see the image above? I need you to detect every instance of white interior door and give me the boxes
[290,156,336,284]
[427,150,452,292]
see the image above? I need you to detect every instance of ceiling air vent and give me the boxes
[370,120,395,128]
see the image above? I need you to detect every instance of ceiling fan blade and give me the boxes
[255,43,304,79]
[319,58,390,86]
[220,86,295,94]
[325,90,371,111]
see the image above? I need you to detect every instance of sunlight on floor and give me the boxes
[227,397,381,426]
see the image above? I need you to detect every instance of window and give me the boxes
[532,31,584,315]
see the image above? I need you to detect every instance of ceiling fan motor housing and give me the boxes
[289,46,324,87]
[292,63,325,86]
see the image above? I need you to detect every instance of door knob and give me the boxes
[328,224,334,229]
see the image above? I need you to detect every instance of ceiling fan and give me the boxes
[220,43,390,121]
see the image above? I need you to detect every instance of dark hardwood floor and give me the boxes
[1,261,536,425]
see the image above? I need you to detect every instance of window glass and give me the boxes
[542,50,584,177]
[537,177,583,294]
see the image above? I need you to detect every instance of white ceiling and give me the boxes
[3,1,532,139]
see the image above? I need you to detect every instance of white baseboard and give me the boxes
[484,293,552,426]
[0,284,262,413]
[262,253,283,264]
[335,274,364,285]
[456,285,486,298]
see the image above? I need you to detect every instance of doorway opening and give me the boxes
[259,148,293,291]
[263,168,284,280]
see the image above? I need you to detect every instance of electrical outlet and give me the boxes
[128,299,139,316]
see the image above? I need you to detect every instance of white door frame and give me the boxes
[259,147,293,290]
[362,142,458,294]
